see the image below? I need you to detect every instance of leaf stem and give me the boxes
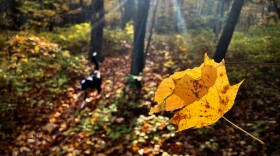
[222,116,265,145]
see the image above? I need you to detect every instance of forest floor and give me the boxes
[1,40,280,156]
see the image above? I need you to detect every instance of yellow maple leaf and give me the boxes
[150,54,243,132]
[150,54,222,114]
[170,77,243,131]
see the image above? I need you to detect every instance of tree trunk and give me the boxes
[121,0,136,29]
[213,0,244,63]
[79,0,85,22]
[8,0,22,30]
[273,0,280,19]
[128,0,150,89]
[214,0,225,39]
[145,0,159,55]
[90,0,105,62]
[200,0,212,16]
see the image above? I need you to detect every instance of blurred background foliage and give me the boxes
[0,0,279,155]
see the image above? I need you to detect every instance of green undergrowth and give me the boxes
[153,29,215,54]
[152,25,280,67]
[229,25,280,62]
[226,25,280,85]
[39,22,134,54]
[103,23,134,56]
[39,23,91,52]
[68,91,176,155]
[151,25,280,84]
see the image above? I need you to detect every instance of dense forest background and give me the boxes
[0,0,280,155]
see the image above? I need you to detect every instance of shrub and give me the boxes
[39,23,91,52]
[229,25,280,62]
[0,34,87,125]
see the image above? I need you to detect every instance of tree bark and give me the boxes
[90,0,105,62]
[79,0,85,22]
[273,0,280,19]
[8,0,22,30]
[145,0,159,56]
[121,0,136,29]
[214,0,244,63]
[129,0,150,89]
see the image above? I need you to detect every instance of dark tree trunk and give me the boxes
[79,0,85,22]
[84,3,91,21]
[121,0,136,29]
[273,0,280,19]
[128,0,150,89]
[214,0,244,63]
[90,0,105,62]
[145,0,159,55]
[8,0,22,30]
[214,0,225,39]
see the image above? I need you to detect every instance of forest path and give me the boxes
[1,48,167,155]
[1,52,132,155]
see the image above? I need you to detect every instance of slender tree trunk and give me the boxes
[129,0,150,89]
[145,0,159,56]
[214,0,225,39]
[79,0,85,22]
[200,0,206,15]
[121,0,136,29]
[90,0,105,62]
[273,0,280,19]
[119,0,124,25]
[214,0,244,63]
[207,0,213,15]
[200,0,212,15]
[8,0,21,30]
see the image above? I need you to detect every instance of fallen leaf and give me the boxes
[34,46,40,51]
[43,123,57,133]
[28,138,35,143]
[54,112,61,117]
[59,123,67,131]
[138,149,144,155]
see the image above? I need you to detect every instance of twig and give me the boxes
[222,116,265,145]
